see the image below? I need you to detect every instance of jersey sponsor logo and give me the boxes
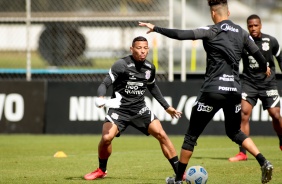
[197,102,213,112]
[138,106,149,115]
[262,42,270,51]
[235,104,241,113]
[273,96,278,101]
[262,38,270,41]
[145,70,151,80]
[129,75,136,80]
[220,23,239,32]
[218,86,237,91]
[266,89,278,97]
[127,81,143,86]
[219,74,234,82]
[125,81,146,95]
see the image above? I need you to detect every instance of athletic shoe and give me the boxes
[175,181,183,184]
[280,145,282,151]
[165,176,183,184]
[171,173,186,181]
[261,160,273,184]
[228,152,248,162]
[84,168,107,180]
[166,177,175,184]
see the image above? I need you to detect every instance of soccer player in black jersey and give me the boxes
[229,14,282,162]
[84,36,182,181]
[139,0,273,183]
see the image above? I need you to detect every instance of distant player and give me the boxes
[229,14,282,162]
[84,36,182,180]
[139,0,273,183]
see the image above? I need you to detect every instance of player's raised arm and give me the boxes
[139,22,197,41]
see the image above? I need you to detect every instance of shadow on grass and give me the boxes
[192,156,255,161]
[65,176,162,183]
[65,176,85,180]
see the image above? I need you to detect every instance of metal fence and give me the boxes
[1,0,282,81]
[0,0,172,81]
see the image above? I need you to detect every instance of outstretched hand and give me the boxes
[166,107,182,119]
[138,22,155,34]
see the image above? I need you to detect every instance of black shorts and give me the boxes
[242,80,280,110]
[104,107,157,137]
[187,92,241,138]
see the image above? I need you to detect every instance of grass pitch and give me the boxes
[0,134,281,184]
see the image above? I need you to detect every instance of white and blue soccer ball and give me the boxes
[185,165,208,184]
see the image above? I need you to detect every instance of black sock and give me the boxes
[255,153,266,167]
[239,145,247,154]
[99,158,108,172]
[175,162,187,181]
[169,156,179,174]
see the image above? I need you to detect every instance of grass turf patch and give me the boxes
[0,135,281,184]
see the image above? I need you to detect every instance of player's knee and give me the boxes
[182,134,198,151]
[101,134,114,145]
[227,130,247,145]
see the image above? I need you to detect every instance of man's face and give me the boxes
[247,18,262,38]
[130,41,149,62]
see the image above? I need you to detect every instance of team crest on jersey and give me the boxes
[262,42,269,51]
[145,70,151,80]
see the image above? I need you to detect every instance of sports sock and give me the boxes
[98,158,108,172]
[239,145,247,155]
[175,162,187,181]
[255,153,266,167]
[169,156,179,174]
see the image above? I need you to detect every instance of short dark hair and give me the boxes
[207,0,227,7]
[132,36,147,46]
[247,14,261,23]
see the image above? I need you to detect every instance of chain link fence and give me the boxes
[0,0,171,81]
[1,0,282,81]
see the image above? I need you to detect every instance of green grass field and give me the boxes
[0,135,281,184]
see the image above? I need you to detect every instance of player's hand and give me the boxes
[139,22,155,34]
[95,92,122,108]
[265,66,271,77]
[166,107,182,119]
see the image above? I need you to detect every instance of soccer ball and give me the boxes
[185,165,208,184]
